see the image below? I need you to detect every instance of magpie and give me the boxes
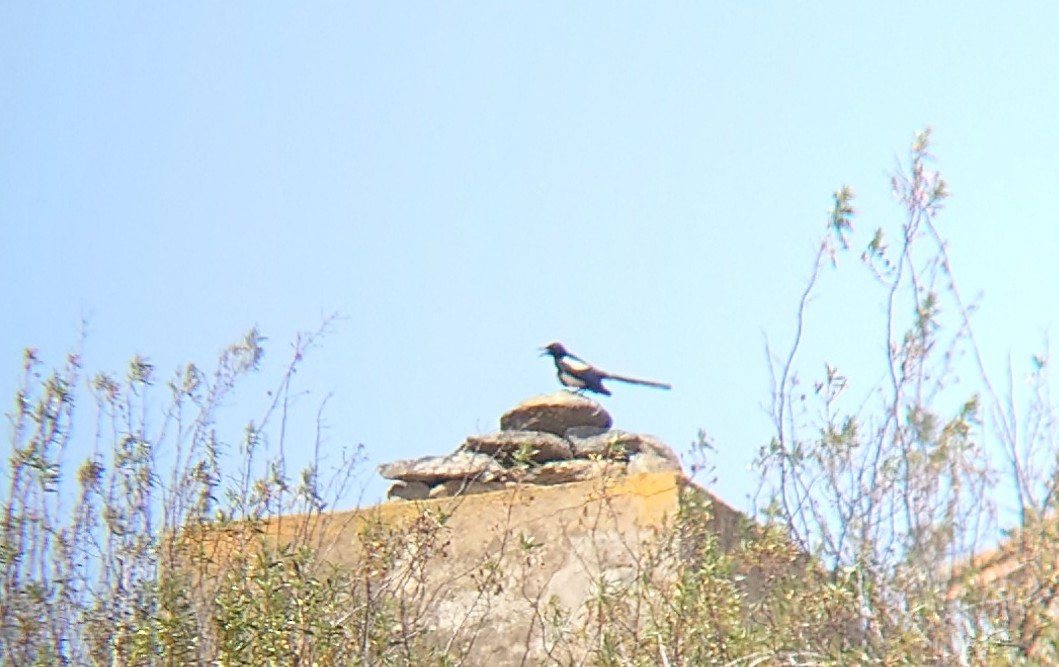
[540,342,671,396]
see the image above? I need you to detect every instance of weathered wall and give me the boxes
[190,471,744,663]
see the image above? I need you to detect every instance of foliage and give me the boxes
[0,318,373,665]
[756,128,1059,663]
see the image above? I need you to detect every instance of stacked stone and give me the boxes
[379,392,681,501]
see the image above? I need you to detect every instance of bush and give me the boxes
[756,129,1059,663]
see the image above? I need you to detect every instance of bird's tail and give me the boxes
[603,373,672,390]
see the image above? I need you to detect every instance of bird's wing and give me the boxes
[563,357,593,373]
[557,371,588,389]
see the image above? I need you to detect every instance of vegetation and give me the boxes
[3,130,1058,665]
[754,129,1059,664]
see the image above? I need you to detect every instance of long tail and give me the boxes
[603,372,671,390]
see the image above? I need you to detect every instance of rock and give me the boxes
[564,425,610,439]
[627,436,682,475]
[377,451,505,486]
[565,428,644,460]
[500,393,612,436]
[428,479,511,499]
[462,431,573,463]
[387,481,430,501]
[375,395,681,495]
[515,459,626,485]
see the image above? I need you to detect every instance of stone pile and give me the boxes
[379,392,682,501]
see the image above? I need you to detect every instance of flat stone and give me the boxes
[515,459,626,485]
[428,479,511,499]
[462,431,573,463]
[564,425,610,439]
[500,393,612,436]
[565,428,644,460]
[386,481,430,501]
[377,451,504,486]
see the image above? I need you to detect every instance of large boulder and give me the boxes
[378,451,505,486]
[462,431,573,463]
[500,393,612,436]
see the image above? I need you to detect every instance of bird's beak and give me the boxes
[538,347,549,356]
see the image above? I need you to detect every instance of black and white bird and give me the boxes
[540,342,671,396]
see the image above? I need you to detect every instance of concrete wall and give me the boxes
[184,471,745,664]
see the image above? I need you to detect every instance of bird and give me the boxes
[540,342,671,396]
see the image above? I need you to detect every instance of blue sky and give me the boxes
[3,3,1058,509]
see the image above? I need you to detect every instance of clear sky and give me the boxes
[3,3,1058,509]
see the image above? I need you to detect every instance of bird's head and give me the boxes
[540,342,568,358]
